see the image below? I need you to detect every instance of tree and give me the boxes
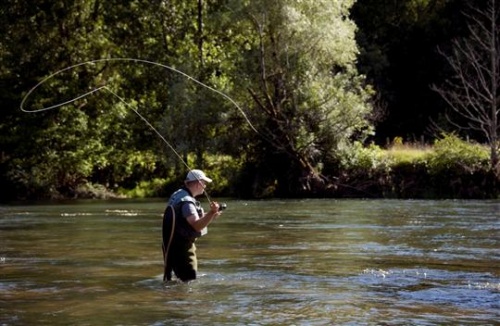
[151,0,238,171]
[0,0,115,198]
[432,0,500,177]
[0,0,376,199]
[224,0,375,196]
[0,0,168,198]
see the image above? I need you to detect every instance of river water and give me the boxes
[1,199,499,325]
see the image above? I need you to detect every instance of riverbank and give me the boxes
[2,135,499,201]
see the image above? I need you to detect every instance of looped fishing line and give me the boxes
[19,57,265,203]
[20,57,377,198]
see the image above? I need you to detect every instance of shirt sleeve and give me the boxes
[181,202,199,219]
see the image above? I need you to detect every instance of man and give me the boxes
[162,169,222,282]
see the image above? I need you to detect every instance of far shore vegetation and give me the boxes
[2,1,499,201]
[79,133,494,201]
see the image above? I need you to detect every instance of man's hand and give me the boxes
[209,201,222,217]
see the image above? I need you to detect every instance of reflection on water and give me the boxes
[1,199,499,325]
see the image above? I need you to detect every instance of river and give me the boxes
[1,199,499,325]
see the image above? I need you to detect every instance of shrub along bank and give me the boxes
[4,134,497,201]
[323,134,497,199]
[118,134,498,200]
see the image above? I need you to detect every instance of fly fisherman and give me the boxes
[162,169,222,282]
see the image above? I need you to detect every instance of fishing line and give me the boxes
[20,58,260,131]
[20,57,264,203]
[102,86,212,204]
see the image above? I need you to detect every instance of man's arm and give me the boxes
[186,201,221,232]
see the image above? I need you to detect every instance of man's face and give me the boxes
[197,180,207,193]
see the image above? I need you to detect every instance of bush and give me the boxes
[384,133,494,198]
[322,142,393,197]
[201,154,244,196]
[118,178,168,198]
[335,141,392,174]
[427,133,489,174]
[325,134,496,199]
[118,153,243,198]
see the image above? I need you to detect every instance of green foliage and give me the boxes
[386,137,432,164]
[325,134,495,199]
[3,1,492,200]
[119,178,167,198]
[202,154,245,196]
[387,148,430,164]
[117,153,243,198]
[335,141,392,173]
[223,0,375,193]
[74,182,123,199]
[426,133,490,174]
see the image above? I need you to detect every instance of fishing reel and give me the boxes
[219,203,227,211]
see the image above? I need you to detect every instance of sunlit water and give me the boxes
[1,199,499,325]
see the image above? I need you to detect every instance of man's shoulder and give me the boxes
[180,196,196,204]
[169,188,195,206]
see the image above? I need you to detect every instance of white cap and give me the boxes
[185,169,212,183]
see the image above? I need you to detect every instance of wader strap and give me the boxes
[162,205,175,282]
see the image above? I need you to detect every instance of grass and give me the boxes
[385,143,433,163]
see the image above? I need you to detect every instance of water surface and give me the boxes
[1,199,499,325]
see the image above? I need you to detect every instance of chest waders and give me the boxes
[162,200,199,282]
[162,205,175,282]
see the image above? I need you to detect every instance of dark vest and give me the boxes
[166,188,202,239]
